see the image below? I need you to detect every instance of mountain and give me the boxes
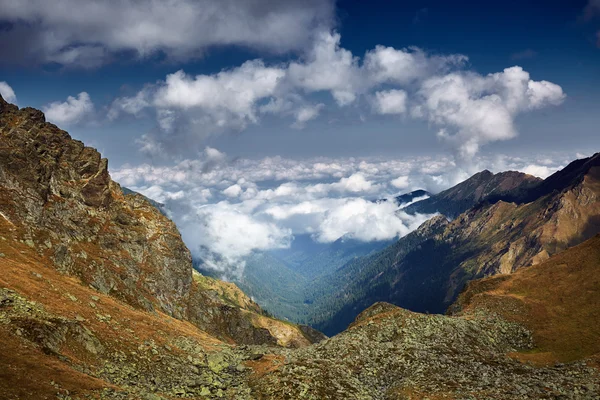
[404,169,541,218]
[306,154,600,335]
[195,237,392,325]
[249,235,600,398]
[0,95,323,399]
[394,189,430,206]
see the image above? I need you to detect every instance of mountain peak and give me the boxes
[403,168,541,218]
[494,152,600,204]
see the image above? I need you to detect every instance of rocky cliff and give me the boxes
[0,95,192,318]
[0,93,324,397]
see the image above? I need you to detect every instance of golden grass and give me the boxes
[459,234,600,365]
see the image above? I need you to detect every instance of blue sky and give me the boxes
[0,0,598,165]
[0,0,598,276]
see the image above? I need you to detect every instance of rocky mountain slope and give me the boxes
[247,235,600,399]
[404,169,541,218]
[306,153,600,335]
[0,95,322,399]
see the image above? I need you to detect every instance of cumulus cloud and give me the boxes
[288,31,361,106]
[179,203,292,277]
[414,66,565,161]
[372,89,408,114]
[520,164,557,179]
[363,45,467,86]
[291,103,325,129]
[108,31,563,160]
[0,0,335,67]
[107,88,151,120]
[390,175,410,189]
[0,81,16,103]
[314,198,431,242]
[42,92,94,125]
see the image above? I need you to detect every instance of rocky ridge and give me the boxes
[404,169,542,218]
[0,95,323,398]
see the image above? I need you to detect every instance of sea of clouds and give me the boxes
[111,149,582,277]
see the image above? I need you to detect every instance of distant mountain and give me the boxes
[394,189,430,206]
[306,153,600,335]
[404,170,541,218]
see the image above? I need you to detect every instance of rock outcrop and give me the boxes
[0,94,192,318]
[0,95,321,345]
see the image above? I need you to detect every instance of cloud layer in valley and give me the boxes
[112,149,578,278]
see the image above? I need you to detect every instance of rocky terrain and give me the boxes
[0,95,322,399]
[1,94,599,399]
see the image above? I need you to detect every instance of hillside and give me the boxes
[306,153,600,335]
[451,234,600,364]
[248,236,600,398]
[0,95,322,399]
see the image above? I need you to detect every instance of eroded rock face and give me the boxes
[0,95,323,349]
[0,95,193,318]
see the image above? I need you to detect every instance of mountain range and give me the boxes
[1,94,599,398]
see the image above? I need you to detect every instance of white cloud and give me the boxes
[415,67,565,161]
[390,175,410,189]
[288,31,360,106]
[372,89,408,114]
[223,184,243,198]
[0,0,335,67]
[0,81,16,104]
[43,92,94,125]
[364,45,467,85]
[113,149,575,277]
[331,172,376,193]
[520,164,556,179]
[315,198,432,242]
[291,103,325,129]
[108,88,151,120]
[179,203,292,277]
[135,134,164,157]
[104,30,563,160]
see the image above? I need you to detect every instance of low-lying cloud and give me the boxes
[0,81,16,104]
[112,149,576,278]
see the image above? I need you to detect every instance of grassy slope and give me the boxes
[453,234,600,364]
